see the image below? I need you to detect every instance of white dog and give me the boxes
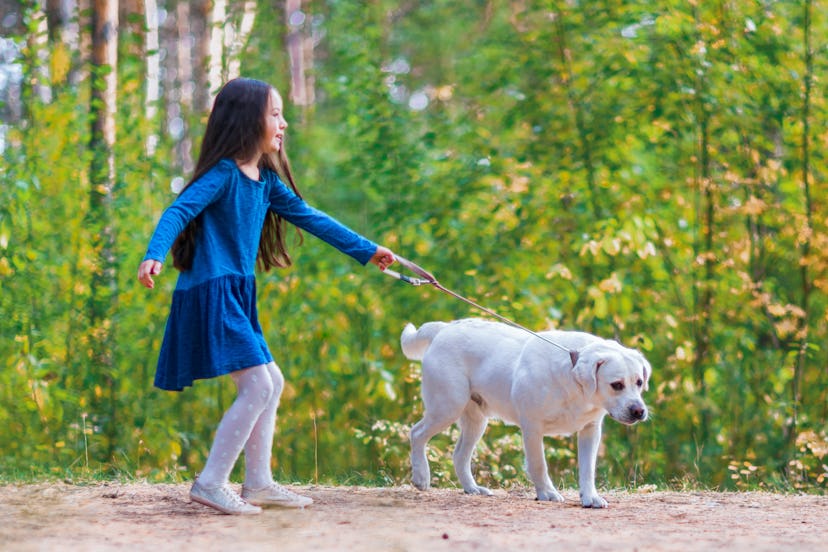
[401,318,651,508]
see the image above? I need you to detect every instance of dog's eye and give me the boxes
[636,379,643,387]
[610,382,625,391]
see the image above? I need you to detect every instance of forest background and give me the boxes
[0,0,826,493]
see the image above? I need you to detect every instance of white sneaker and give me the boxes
[190,481,262,515]
[242,482,313,508]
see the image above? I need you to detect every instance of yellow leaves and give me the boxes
[774,319,798,338]
[763,300,806,339]
[728,460,760,487]
[50,43,72,85]
[545,263,572,281]
[380,343,395,359]
[797,430,828,459]
[674,343,695,363]
[598,272,622,294]
[0,257,13,277]
[579,217,658,260]
[434,85,454,101]
[637,241,657,259]
[587,286,608,318]
[742,195,766,216]
[412,237,431,256]
[5,127,23,149]
[509,175,529,194]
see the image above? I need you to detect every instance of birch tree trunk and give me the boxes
[207,0,226,101]
[286,0,315,108]
[145,0,160,155]
[88,0,119,458]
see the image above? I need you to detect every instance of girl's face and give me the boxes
[261,89,287,154]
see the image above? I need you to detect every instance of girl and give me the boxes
[137,77,395,515]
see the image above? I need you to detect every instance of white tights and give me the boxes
[196,362,284,490]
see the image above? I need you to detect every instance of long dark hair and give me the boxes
[171,77,303,272]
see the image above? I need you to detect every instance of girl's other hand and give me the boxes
[370,246,395,272]
[138,260,163,289]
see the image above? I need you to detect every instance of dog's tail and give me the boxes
[400,322,448,361]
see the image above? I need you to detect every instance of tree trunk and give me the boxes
[207,0,226,102]
[145,0,160,155]
[690,3,714,454]
[286,0,315,108]
[191,0,211,112]
[790,0,814,448]
[226,0,257,80]
[88,0,119,460]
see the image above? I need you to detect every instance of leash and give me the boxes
[383,255,580,366]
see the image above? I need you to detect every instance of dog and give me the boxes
[400,318,651,508]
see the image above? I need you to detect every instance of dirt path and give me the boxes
[1,482,826,551]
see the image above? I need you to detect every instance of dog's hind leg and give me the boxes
[410,400,467,491]
[454,404,492,496]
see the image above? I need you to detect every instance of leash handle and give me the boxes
[392,254,438,283]
[382,254,438,286]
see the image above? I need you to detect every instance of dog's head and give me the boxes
[573,341,651,425]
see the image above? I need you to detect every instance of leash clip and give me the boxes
[382,268,431,286]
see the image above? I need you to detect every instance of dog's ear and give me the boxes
[640,353,651,391]
[573,356,605,395]
[626,349,651,391]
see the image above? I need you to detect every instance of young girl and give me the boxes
[137,77,395,515]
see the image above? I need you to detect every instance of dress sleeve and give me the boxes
[267,175,378,266]
[143,164,229,263]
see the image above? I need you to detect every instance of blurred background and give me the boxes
[0,0,825,492]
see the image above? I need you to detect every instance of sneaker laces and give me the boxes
[266,482,298,497]
[217,484,248,507]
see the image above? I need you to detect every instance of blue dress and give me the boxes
[143,159,378,391]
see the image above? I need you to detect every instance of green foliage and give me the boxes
[1,1,826,493]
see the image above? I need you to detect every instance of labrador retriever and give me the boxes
[401,318,651,508]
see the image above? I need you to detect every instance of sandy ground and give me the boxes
[0,482,826,551]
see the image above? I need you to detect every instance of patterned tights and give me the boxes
[196,362,284,490]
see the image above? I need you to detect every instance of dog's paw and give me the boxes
[535,489,565,503]
[411,472,430,491]
[580,493,609,508]
[464,485,493,496]
[411,478,430,491]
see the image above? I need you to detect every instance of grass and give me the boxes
[1,454,822,494]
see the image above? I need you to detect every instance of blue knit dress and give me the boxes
[143,159,378,391]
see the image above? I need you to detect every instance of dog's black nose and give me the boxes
[629,405,646,420]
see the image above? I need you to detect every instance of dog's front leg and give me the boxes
[521,422,563,502]
[577,419,608,508]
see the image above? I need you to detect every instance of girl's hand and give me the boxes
[369,246,395,272]
[138,260,163,289]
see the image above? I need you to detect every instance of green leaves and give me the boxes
[0,0,825,490]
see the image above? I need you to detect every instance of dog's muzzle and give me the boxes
[629,403,647,422]
[614,401,648,425]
